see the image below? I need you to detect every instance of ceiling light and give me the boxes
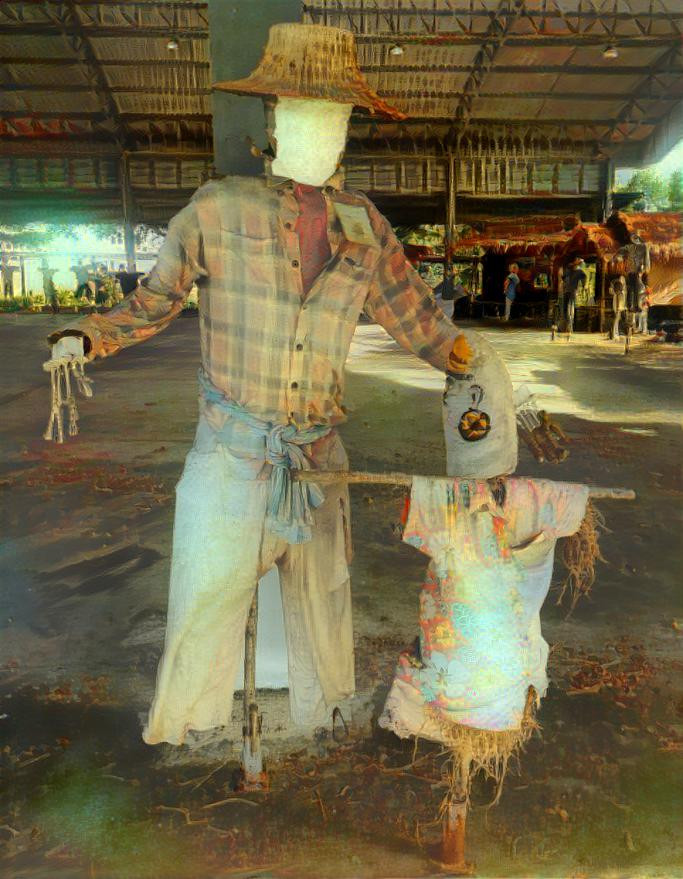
[166,37,179,51]
[603,45,619,60]
[389,44,404,56]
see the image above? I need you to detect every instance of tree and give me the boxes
[617,169,668,209]
[668,169,683,212]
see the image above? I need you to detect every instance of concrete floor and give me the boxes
[1,314,682,878]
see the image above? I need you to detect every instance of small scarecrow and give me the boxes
[379,330,605,872]
[45,23,473,748]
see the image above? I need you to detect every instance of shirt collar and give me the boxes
[265,168,344,193]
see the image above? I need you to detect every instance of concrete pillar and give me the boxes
[208,0,301,176]
[120,154,136,270]
[124,222,136,271]
[19,256,26,297]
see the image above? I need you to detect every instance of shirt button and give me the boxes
[296,343,303,351]
[291,381,299,389]
[292,259,300,268]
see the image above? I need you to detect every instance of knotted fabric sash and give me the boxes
[198,369,329,544]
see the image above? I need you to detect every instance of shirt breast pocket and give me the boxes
[510,532,554,571]
[220,228,278,290]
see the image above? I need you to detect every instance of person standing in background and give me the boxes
[115,263,145,297]
[71,259,91,301]
[564,256,587,335]
[610,276,626,340]
[39,258,59,314]
[503,262,520,321]
[637,272,651,334]
[622,232,650,312]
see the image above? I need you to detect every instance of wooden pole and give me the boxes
[238,591,266,791]
[445,151,457,270]
[293,471,635,500]
[19,255,26,298]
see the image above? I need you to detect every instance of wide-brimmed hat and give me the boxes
[213,23,406,121]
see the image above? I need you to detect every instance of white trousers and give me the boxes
[143,432,354,745]
[504,297,513,320]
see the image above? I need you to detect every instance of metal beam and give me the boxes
[303,3,681,23]
[7,84,676,104]
[0,23,208,37]
[354,34,678,48]
[376,90,679,103]
[0,57,210,68]
[361,64,683,77]
[4,84,211,95]
[0,111,211,121]
[351,115,659,126]
[453,0,524,126]
[3,0,206,7]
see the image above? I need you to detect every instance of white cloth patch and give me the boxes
[270,97,352,187]
[333,202,379,247]
[443,329,517,478]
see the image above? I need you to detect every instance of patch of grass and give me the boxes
[30,760,198,879]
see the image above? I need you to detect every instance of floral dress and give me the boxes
[379,477,589,740]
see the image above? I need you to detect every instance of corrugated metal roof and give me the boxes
[0,34,72,57]
[0,92,102,114]
[89,36,208,62]
[0,0,680,173]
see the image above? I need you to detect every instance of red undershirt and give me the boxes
[293,183,331,296]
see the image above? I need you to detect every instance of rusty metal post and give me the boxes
[434,749,473,875]
[441,798,469,872]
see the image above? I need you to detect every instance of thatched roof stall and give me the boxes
[450,209,681,325]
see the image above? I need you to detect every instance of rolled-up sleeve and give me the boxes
[363,209,459,372]
[59,200,206,359]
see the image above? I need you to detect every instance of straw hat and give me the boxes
[213,23,406,121]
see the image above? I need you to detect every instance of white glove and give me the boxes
[51,335,84,361]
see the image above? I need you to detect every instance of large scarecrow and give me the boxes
[47,23,472,746]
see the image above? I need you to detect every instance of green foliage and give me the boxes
[617,168,671,209]
[668,169,683,211]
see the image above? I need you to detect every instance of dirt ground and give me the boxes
[0,314,682,879]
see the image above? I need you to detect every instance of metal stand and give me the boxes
[438,797,471,875]
[432,750,473,875]
[624,313,635,356]
[237,591,268,792]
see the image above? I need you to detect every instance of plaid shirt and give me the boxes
[68,174,459,427]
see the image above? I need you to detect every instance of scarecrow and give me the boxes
[378,329,615,872]
[45,23,472,747]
